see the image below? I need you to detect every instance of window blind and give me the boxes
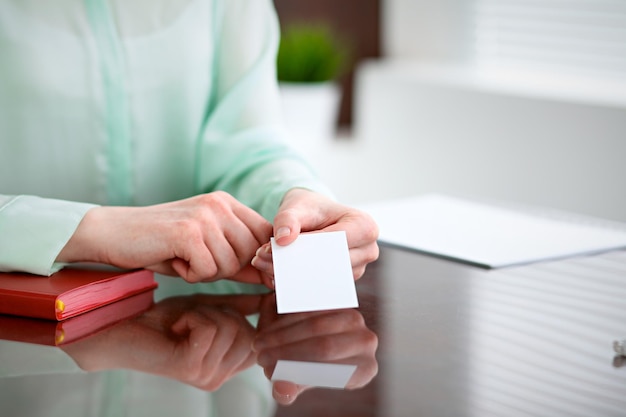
[471,0,626,79]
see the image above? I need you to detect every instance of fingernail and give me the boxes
[252,256,271,270]
[273,386,294,404]
[255,247,263,256]
[275,227,290,240]
[252,336,265,352]
[264,245,271,254]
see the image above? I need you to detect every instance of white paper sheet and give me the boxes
[361,194,626,268]
[271,360,357,389]
[271,231,358,314]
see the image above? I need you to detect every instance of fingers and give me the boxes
[171,307,256,391]
[169,192,272,283]
[273,189,378,246]
[255,309,375,367]
[198,311,256,390]
[272,207,304,246]
[271,188,324,246]
[225,264,270,287]
[251,238,379,281]
[174,190,378,285]
[171,233,219,282]
[319,211,379,252]
[255,309,366,347]
[148,191,274,286]
[267,189,379,282]
[230,199,274,245]
[203,228,247,277]
[272,381,310,406]
[256,292,280,330]
[254,308,376,366]
[250,244,274,284]
[347,241,380,279]
[256,331,375,369]
[198,193,271,278]
[254,307,379,400]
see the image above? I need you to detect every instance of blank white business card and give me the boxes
[271,360,357,389]
[271,231,358,314]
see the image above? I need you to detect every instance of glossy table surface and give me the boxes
[2,245,626,417]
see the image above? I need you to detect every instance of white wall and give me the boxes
[330,0,626,222]
[382,0,470,63]
[351,62,626,222]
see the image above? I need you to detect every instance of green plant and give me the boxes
[277,24,349,83]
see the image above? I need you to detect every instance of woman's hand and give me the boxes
[253,295,379,405]
[251,188,379,287]
[58,192,272,284]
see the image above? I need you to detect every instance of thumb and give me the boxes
[272,208,303,246]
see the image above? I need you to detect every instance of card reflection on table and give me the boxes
[271,360,357,389]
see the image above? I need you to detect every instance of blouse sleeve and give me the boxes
[195,0,334,221]
[0,195,97,275]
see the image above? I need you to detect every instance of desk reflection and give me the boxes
[0,290,378,415]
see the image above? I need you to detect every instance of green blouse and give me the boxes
[0,0,330,275]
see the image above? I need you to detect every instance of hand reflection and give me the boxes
[62,294,263,391]
[253,294,379,406]
[61,292,378,403]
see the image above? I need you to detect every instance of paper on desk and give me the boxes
[271,231,358,314]
[271,360,357,389]
[361,194,626,268]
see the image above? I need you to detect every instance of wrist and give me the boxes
[56,206,107,264]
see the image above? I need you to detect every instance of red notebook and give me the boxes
[0,267,157,320]
[0,289,155,346]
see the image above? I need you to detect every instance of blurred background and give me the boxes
[273,0,626,222]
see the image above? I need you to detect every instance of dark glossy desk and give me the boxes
[2,246,626,417]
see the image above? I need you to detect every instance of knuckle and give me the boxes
[345,309,366,328]
[316,336,338,358]
[184,271,204,284]
[210,191,234,207]
[361,214,380,242]
[187,258,219,283]
[220,256,242,277]
[353,266,367,280]
[350,360,379,389]
[197,192,231,212]
[310,314,338,335]
[274,207,299,223]
[349,211,379,242]
[211,190,231,200]
[362,329,379,352]
[194,193,215,208]
[176,365,198,384]
[202,262,219,281]
[176,218,200,237]
[367,244,380,263]
[182,274,200,284]
[202,377,226,392]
